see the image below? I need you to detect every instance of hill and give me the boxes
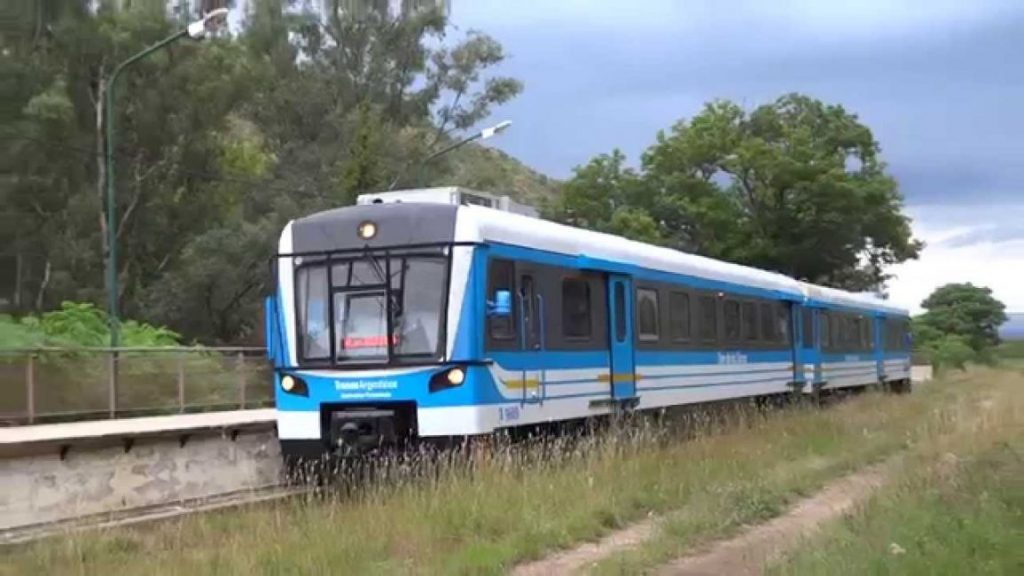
[448,143,563,211]
[999,312,1024,341]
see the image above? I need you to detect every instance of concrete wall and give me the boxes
[0,428,282,531]
[911,365,933,383]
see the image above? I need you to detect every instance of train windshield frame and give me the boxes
[291,246,451,367]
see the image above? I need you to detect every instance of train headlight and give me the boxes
[358,221,377,240]
[279,375,308,396]
[430,366,467,393]
[447,367,465,385]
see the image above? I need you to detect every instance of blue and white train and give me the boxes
[264,187,912,459]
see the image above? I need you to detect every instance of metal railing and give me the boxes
[0,347,272,426]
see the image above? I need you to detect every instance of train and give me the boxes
[264,187,912,461]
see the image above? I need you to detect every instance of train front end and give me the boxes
[265,200,487,460]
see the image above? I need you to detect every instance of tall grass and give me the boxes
[1,369,1019,576]
[769,385,1023,575]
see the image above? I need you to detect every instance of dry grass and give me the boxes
[1,369,1019,576]
[768,373,1024,576]
[590,367,1023,574]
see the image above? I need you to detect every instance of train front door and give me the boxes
[606,274,636,400]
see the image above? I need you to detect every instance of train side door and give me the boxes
[606,274,636,400]
[801,307,821,391]
[790,303,803,389]
[874,315,884,381]
[518,268,544,404]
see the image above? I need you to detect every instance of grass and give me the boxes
[769,398,1023,574]
[2,369,1021,575]
[590,368,1023,575]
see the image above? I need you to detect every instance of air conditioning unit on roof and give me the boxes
[356,187,539,218]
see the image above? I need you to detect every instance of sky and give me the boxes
[447,0,1024,314]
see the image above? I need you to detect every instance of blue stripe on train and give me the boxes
[275,351,802,412]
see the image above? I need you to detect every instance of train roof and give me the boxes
[283,196,908,316]
[798,282,908,316]
[454,204,803,297]
[454,205,908,316]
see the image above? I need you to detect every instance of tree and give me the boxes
[1,0,526,344]
[915,283,1007,354]
[922,334,975,372]
[549,94,922,290]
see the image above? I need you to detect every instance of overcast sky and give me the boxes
[450,0,1024,313]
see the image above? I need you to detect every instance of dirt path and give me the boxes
[656,462,889,575]
[510,460,893,576]
[511,516,660,576]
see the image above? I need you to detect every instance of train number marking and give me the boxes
[498,405,521,423]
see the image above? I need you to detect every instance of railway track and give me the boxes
[0,484,309,546]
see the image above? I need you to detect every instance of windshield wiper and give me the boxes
[361,249,403,329]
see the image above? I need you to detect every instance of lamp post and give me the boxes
[104,8,228,347]
[387,120,513,190]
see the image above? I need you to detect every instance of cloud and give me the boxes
[887,204,1024,314]
[447,1,1024,315]
[457,0,1021,45]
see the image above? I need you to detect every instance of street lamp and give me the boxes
[104,8,228,347]
[387,120,513,190]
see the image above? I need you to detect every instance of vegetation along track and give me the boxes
[1,367,1017,575]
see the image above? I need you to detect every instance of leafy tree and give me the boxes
[922,334,975,373]
[915,283,1007,354]
[550,94,922,290]
[0,302,180,348]
[1,0,527,344]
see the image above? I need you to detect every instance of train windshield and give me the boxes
[296,252,448,364]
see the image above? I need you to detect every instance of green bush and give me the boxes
[0,304,270,420]
[0,302,181,348]
[923,334,975,373]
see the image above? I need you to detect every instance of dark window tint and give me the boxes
[830,314,841,350]
[802,309,814,349]
[487,259,515,340]
[742,301,758,341]
[562,278,592,339]
[777,305,790,344]
[724,299,741,342]
[637,288,660,341]
[298,266,329,359]
[820,313,831,349]
[614,282,626,342]
[669,292,691,341]
[699,295,718,341]
[760,303,775,342]
[520,275,537,349]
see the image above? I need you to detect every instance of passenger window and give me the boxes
[820,314,831,350]
[699,295,718,342]
[636,288,660,341]
[487,259,516,340]
[831,315,841,350]
[760,303,775,342]
[724,299,741,342]
[742,302,758,341]
[777,305,790,344]
[520,275,538,349]
[562,278,592,339]
[669,292,691,341]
